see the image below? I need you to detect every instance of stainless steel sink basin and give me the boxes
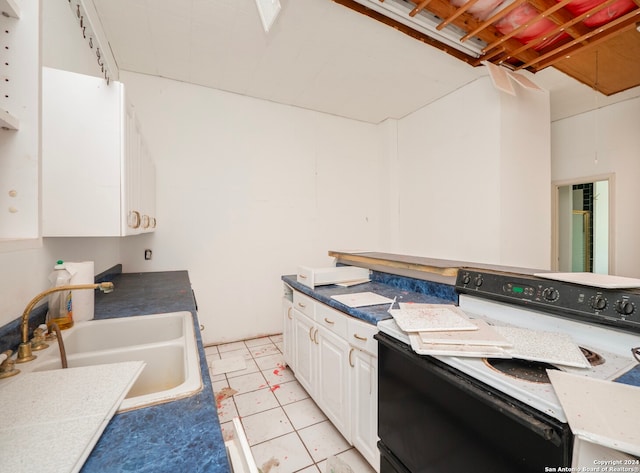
[31,311,202,411]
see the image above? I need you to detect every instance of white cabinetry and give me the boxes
[282,297,295,370]
[292,295,316,395]
[288,288,379,471]
[316,322,351,440]
[0,0,21,130]
[348,318,379,471]
[42,67,156,237]
[0,0,40,245]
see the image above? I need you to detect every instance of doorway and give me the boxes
[552,175,614,274]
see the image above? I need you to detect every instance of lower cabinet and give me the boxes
[286,289,380,472]
[316,325,351,440]
[292,307,315,394]
[350,347,379,471]
[282,298,295,370]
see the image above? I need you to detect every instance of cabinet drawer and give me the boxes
[316,303,348,339]
[293,291,315,318]
[348,318,378,356]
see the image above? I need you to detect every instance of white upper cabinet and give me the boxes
[42,67,156,237]
[0,0,40,246]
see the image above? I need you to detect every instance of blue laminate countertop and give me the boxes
[281,270,458,324]
[81,271,230,473]
[615,365,640,387]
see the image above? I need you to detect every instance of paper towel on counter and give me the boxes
[66,261,95,322]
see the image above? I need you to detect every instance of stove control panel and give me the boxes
[456,269,640,333]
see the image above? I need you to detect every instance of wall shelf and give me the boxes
[0,0,39,242]
[0,108,19,130]
[1,0,20,131]
[0,0,20,19]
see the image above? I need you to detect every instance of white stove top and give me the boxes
[377,295,639,423]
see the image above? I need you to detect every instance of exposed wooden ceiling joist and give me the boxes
[332,0,640,95]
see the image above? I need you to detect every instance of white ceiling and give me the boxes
[91,0,640,124]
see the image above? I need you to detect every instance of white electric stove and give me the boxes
[378,268,640,423]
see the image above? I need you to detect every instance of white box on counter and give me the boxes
[296,265,370,289]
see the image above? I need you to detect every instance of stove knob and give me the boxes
[542,287,559,302]
[462,273,471,285]
[615,300,635,316]
[474,275,483,287]
[591,295,607,311]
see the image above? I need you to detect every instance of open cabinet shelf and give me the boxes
[0,0,39,243]
[0,108,19,130]
[1,0,20,131]
[0,0,20,18]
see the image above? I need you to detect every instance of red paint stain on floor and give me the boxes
[273,363,288,378]
[270,384,281,392]
[215,387,237,409]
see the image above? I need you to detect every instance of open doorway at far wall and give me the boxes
[552,175,614,274]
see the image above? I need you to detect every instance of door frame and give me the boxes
[551,173,615,273]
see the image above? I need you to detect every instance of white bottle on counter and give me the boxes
[46,260,73,330]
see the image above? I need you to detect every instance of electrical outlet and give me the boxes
[144,249,152,260]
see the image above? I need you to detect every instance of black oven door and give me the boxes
[376,332,572,473]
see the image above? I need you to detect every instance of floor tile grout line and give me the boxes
[269,367,335,470]
[214,336,358,472]
[247,342,324,470]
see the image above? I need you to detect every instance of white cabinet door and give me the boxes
[293,309,315,395]
[350,348,380,472]
[42,67,156,237]
[42,67,122,236]
[282,298,295,370]
[140,144,157,231]
[122,102,141,235]
[316,325,351,441]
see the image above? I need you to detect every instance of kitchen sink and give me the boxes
[63,312,186,355]
[31,311,202,411]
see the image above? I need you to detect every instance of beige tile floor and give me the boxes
[204,335,376,473]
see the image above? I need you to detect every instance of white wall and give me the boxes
[394,77,551,270]
[593,180,609,274]
[498,81,551,268]
[551,97,640,277]
[41,0,100,78]
[118,72,386,344]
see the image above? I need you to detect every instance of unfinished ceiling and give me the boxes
[337,0,640,97]
[88,0,640,124]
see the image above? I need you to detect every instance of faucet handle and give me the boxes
[31,324,50,351]
[0,350,20,379]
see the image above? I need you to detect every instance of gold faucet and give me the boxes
[16,282,114,364]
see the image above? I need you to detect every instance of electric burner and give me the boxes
[580,347,605,366]
[484,347,606,383]
[484,358,558,383]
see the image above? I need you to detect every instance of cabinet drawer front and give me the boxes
[293,291,315,318]
[315,303,348,338]
[348,318,378,356]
